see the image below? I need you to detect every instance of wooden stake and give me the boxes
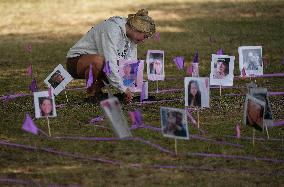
[46,117,51,136]
[156,81,159,93]
[174,139,178,155]
[264,122,270,140]
[197,108,200,129]
[219,85,222,96]
[64,90,69,103]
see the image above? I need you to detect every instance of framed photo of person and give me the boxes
[33,91,57,119]
[210,54,235,86]
[146,50,165,81]
[249,87,273,127]
[118,60,144,92]
[243,94,266,131]
[184,77,210,108]
[160,107,189,140]
[238,46,263,77]
[44,64,73,95]
[100,97,132,139]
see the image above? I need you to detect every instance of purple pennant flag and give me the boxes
[153,32,160,41]
[29,79,38,92]
[236,124,241,139]
[86,64,94,88]
[134,109,143,126]
[26,64,32,76]
[90,116,104,124]
[173,56,184,70]
[241,67,246,77]
[103,61,111,76]
[193,51,198,63]
[24,43,32,53]
[22,113,38,135]
[217,48,224,55]
[187,65,192,76]
[48,87,52,98]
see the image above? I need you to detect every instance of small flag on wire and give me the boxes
[173,56,184,70]
[193,51,198,63]
[236,124,241,139]
[24,43,32,53]
[22,113,38,135]
[103,61,111,76]
[187,65,193,76]
[241,67,246,77]
[152,32,160,41]
[29,79,38,92]
[216,48,224,55]
[26,64,32,76]
[86,64,94,88]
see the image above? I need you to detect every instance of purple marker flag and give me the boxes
[173,56,184,70]
[103,61,111,76]
[29,79,38,92]
[216,48,224,55]
[241,67,246,77]
[22,114,38,135]
[86,64,94,88]
[236,124,241,139]
[193,51,198,63]
[26,64,32,76]
[153,32,160,41]
[24,43,32,53]
[134,109,143,126]
[187,65,193,76]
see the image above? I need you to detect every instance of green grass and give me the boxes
[0,0,284,186]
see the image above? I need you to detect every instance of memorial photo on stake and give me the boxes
[160,107,189,140]
[34,91,57,119]
[146,50,165,81]
[119,60,144,92]
[210,54,235,86]
[238,46,263,77]
[249,87,273,127]
[244,94,266,131]
[44,64,73,95]
[184,77,210,108]
[100,97,132,138]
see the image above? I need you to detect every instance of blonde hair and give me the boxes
[127,9,156,38]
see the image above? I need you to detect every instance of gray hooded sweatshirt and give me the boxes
[67,16,137,92]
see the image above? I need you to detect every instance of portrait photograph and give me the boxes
[160,107,189,140]
[44,64,73,95]
[238,46,263,77]
[184,77,210,108]
[244,94,266,131]
[100,97,132,138]
[33,91,57,119]
[249,87,273,127]
[119,60,144,92]
[210,54,235,86]
[146,50,165,81]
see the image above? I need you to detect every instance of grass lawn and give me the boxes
[0,0,284,186]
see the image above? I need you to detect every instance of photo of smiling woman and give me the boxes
[39,97,54,117]
[187,80,201,107]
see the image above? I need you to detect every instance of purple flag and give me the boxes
[193,51,198,63]
[90,116,104,124]
[173,56,184,70]
[236,124,241,139]
[153,32,160,41]
[216,49,224,55]
[241,67,246,77]
[22,113,38,135]
[86,64,93,88]
[103,61,111,76]
[48,87,52,98]
[134,109,143,126]
[29,79,38,92]
[26,64,32,76]
[24,43,32,53]
[187,65,192,76]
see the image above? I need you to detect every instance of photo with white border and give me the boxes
[146,50,165,81]
[34,91,57,119]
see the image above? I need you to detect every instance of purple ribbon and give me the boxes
[225,92,284,97]
[224,135,284,141]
